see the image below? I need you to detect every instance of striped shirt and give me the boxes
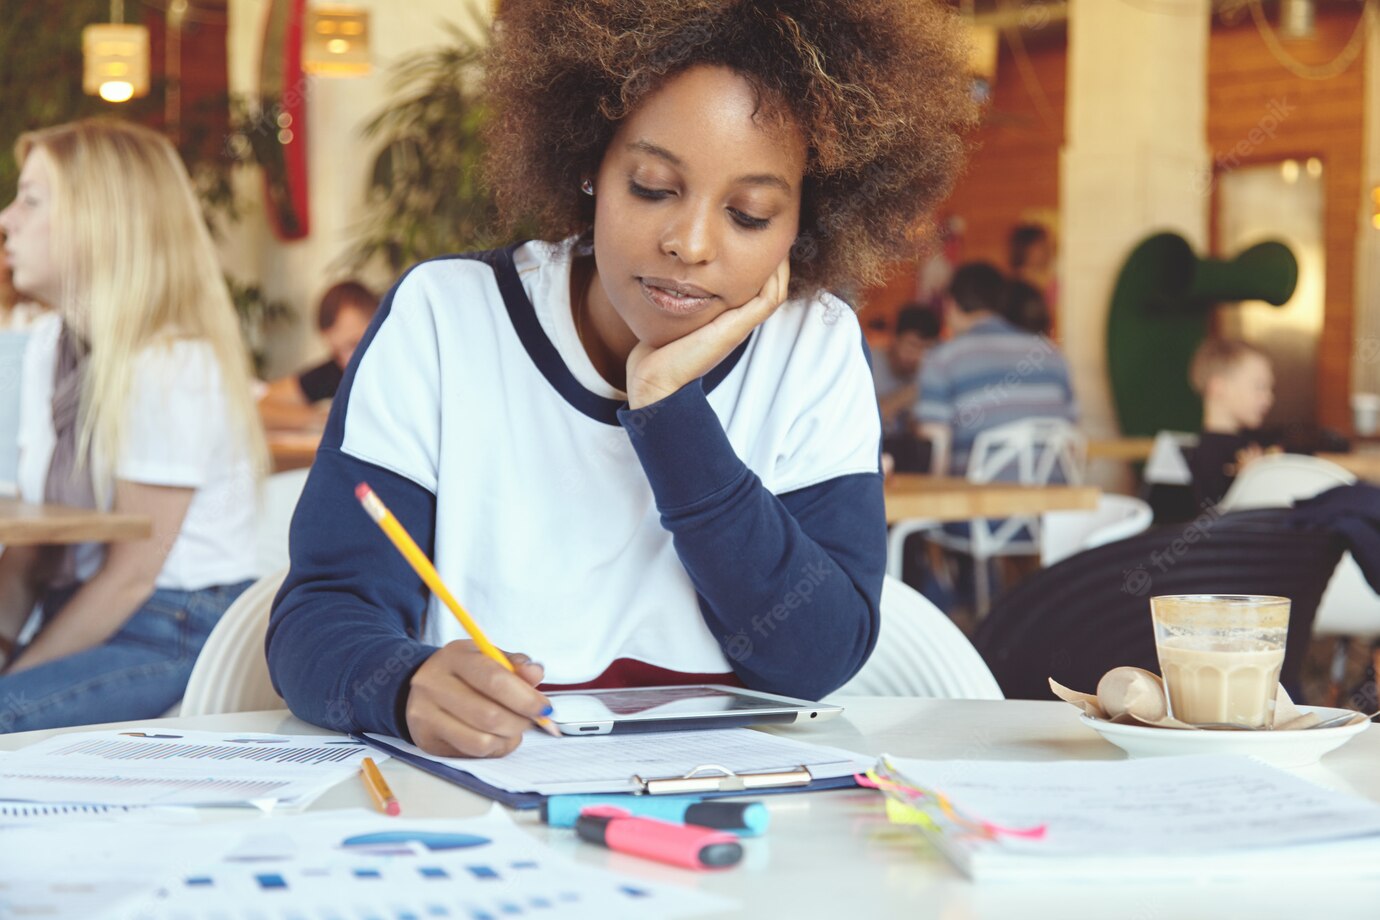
[917,315,1078,473]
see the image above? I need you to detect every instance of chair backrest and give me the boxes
[1314,553,1380,639]
[1216,459,1375,642]
[179,569,287,717]
[1217,453,1355,513]
[975,508,1345,700]
[1041,494,1154,568]
[255,469,311,578]
[966,417,1087,486]
[962,417,1087,554]
[832,576,1003,700]
[1142,430,1198,486]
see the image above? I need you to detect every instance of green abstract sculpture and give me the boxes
[1106,232,1298,437]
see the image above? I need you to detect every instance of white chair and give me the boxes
[1142,430,1199,487]
[927,417,1087,616]
[832,576,1003,700]
[1040,494,1154,568]
[255,468,310,577]
[178,569,287,717]
[1216,452,1355,512]
[885,517,939,580]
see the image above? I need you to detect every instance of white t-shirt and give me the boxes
[18,314,258,590]
[338,240,880,683]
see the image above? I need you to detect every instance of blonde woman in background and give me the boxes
[0,119,267,731]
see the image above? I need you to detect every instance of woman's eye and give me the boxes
[629,181,672,201]
[730,209,771,231]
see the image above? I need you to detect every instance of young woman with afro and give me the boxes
[268,0,975,758]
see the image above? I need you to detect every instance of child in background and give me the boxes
[258,281,380,430]
[1188,338,1278,507]
[267,0,976,759]
[0,120,267,730]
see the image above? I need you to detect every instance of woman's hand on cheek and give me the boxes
[625,256,791,410]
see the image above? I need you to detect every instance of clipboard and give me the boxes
[353,733,860,810]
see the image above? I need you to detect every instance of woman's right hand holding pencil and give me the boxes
[405,641,552,758]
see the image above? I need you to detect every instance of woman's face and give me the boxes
[0,147,58,305]
[591,65,806,348]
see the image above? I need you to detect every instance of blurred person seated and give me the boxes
[258,281,378,429]
[916,262,1078,475]
[1187,337,1280,508]
[0,119,267,728]
[872,304,940,472]
[1001,279,1051,337]
[1008,222,1057,330]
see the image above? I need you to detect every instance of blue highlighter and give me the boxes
[541,794,769,836]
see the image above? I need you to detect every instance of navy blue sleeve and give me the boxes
[266,449,439,737]
[617,384,885,701]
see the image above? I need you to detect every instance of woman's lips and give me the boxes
[638,278,717,317]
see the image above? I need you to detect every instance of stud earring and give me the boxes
[581,179,595,196]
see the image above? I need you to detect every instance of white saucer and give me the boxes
[1079,706,1372,768]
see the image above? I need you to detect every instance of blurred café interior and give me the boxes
[3,0,1380,720]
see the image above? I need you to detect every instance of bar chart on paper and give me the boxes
[0,729,384,807]
[128,810,732,920]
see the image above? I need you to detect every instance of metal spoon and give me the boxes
[1304,710,1380,731]
[1189,710,1379,731]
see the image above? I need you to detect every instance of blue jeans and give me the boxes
[0,580,252,733]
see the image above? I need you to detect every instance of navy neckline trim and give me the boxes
[483,244,750,426]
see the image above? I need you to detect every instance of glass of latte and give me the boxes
[1150,595,1291,729]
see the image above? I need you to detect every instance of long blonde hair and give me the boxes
[16,119,267,493]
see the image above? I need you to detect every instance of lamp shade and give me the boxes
[303,6,370,77]
[82,22,150,102]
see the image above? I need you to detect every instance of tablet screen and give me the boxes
[547,686,791,722]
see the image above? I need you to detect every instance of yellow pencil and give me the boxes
[361,756,401,815]
[355,482,562,738]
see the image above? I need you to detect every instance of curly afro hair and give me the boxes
[483,0,977,298]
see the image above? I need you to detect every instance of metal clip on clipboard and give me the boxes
[632,763,813,795]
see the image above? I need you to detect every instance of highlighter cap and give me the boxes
[685,801,769,834]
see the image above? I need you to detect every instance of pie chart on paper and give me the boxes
[339,830,492,855]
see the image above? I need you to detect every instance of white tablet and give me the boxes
[544,684,843,736]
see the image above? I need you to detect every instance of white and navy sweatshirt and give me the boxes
[266,240,886,739]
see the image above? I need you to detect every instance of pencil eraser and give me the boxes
[385,801,401,816]
[355,482,372,501]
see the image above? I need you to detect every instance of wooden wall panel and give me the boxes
[858,35,1067,331]
[859,8,1369,429]
[1207,8,1367,432]
[144,6,230,144]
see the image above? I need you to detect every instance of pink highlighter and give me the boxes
[575,805,744,870]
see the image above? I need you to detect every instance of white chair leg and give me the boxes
[886,520,937,582]
[974,554,991,620]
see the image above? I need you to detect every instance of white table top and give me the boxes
[6,698,1380,919]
